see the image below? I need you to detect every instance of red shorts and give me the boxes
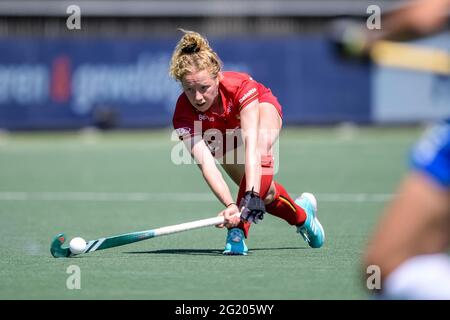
[259,88,283,119]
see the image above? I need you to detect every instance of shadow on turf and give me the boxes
[125,247,306,256]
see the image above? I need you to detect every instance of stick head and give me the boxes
[50,233,71,258]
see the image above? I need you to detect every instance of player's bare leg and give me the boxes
[258,103,324,248]
[218,103,281,254]
[220,102,281,204]
[364,172,450,298]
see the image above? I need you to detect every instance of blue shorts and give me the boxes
[410,121,450,189]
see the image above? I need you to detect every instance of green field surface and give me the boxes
[0,126,422,299]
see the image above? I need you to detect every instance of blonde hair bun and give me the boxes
[169,29,222,81]
[179,30,207,54]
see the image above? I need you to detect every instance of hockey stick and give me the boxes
[50,216,225,258]
[370,40,450,75]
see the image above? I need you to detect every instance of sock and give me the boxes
[380,253,450,299]
[265,182,307,226]
[235,155,274,238]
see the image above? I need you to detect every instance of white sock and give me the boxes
[382,253,450,300]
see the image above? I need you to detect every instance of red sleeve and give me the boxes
[235,79,259,111]
[172,94,199,140]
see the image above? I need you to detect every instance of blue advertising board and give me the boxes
[0,37,371,130]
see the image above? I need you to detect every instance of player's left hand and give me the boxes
[240,190,266,224]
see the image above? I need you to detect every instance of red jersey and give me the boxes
[172,71,282,140]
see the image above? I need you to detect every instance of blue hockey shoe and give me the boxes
[223,228,248,255]
[295,193,325,248]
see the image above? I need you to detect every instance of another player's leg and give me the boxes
[364,172,450,299]
[365,123,450,298]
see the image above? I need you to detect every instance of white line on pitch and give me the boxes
[0,192,394,203]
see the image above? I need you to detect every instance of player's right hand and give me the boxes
[216,204,240,228]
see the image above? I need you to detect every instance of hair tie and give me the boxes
[181,43,200,54]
